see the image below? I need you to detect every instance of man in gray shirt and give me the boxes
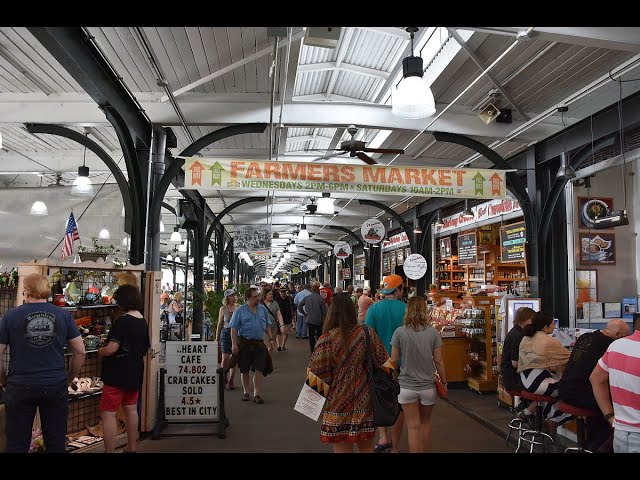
[297,282,327,353]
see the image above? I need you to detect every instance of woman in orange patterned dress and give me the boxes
[307,293,392,453]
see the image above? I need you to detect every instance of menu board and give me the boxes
[457,232,477,265]
[500,221,526,262]
[439,236,452,259]
[165,342,218,421]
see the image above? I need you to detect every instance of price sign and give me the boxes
[457,232,477,265]
[164,342,218,421]
[500,221,526,262]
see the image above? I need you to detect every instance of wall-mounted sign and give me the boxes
[435,198,522,235]
[300,262,310,272]
[164,342,218,421]
[361,218,385,244]
[333,241,352,259]
[382,231,409,251]
[306,259,319,270]
[184,158,509,199]
[292,267,300,274]
[500,221,526,262]
[457,232,477,265]
[439,237,452,259]
[342,268,351,279]
[403,254,428,280]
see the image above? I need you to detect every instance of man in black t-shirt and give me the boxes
[558,319,630,451]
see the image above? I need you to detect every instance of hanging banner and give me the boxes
[457,232,478,265]
[333,241,352,259]
[360,218,386,244]
[404,254,428,280]
[234,225,271,253]
[182,158,508,199]
[500,221,526,262]
[382,231,410,251]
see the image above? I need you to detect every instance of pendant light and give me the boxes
[284,251,291,260]
[556,107,576,180]
[71,131,94,197]
[434,209,445,228]
[30,177,48,216]
[461,199,474,219]
[289,240,297,253]
[316,192,334,215]
[99,229,110,240]
[173,254,180,263]
[165,253,172,262]
[392,27,436,119]
[170,226,182,243]
[298,219,309,241]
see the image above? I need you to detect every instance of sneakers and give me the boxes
[253,395,264,404]
[241,393,251,401]
[374,442,392,452]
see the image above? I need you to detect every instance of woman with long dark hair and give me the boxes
[517,311,572,431]
[307,293,392,453]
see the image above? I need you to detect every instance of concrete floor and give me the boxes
[137,334,514,453]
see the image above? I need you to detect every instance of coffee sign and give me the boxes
[403,254,428,280]
[500,221,526,262]
[457,232,477,265]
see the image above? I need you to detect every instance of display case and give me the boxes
[460,296,498,393]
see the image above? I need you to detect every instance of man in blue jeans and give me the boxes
[293,284,311,339]
[0,273,86,452]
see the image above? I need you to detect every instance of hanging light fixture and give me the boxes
[121,237,129,246]
[99,229,110,240]
[434,209,445,228]
[316,192,334,215]
[298,220,309,241]
[165,253,172,262]
[556,107,576,180]
[461,199,474,219]
[392,27,436,119]
[284,251,291,260]
[173,254,180,263]
[289,240,297,253]
[71,131,94,197]
[413,224,422,234]
[30,200,48,216]
[170,226,182,243]
[178,242,187,253]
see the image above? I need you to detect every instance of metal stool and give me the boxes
[518,391,557,453]
[557,401,600,453]
[505,389,529,451]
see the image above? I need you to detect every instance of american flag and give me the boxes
[61,212,80,258]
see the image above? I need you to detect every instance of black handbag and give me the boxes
[362,325,401,427]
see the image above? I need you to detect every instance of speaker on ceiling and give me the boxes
[304,27,341,48]
[478,103,501,125]
[177,199,200,229]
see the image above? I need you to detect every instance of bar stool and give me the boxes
[505,389,529,451]
[557,401,600,453]
[518,391,557,453]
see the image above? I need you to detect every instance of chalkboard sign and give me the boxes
[439,237,452,259]
[500,221,526,262]
[457,232,477,265]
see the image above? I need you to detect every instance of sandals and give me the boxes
[253,395,264,404]
[241,393,251,401]
[374,442,392,452]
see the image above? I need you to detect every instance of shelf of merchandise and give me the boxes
[462,296,498,393]
[436,256,466,293]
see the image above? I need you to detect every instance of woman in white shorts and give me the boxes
[390,297,447,453]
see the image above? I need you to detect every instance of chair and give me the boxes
[505,389,529,451]
[517,391,557,453]
[556,401,600,453]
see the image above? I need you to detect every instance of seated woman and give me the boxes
[517,311,572,430]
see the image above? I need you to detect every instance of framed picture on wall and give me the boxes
[579,232,616,265]
[396,248,404,266]
[505,298,542,339]
[578,197,614,229]
[439,236,452,259]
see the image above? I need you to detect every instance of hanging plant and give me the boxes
[0,267,18,289]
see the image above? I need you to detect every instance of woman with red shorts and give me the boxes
[98,284,150,453]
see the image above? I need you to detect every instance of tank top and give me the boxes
[223,306,235,329]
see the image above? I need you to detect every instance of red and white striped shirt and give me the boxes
[597,331,640,432]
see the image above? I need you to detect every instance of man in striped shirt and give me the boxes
[590,314,640,453]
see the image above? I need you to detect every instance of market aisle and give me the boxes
[136,335,512,453]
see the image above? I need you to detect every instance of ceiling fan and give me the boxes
[46,173,68,187]
[312,125,404,165]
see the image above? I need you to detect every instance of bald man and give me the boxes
[558,319,630,451]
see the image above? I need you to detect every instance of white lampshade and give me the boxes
[173,255,180,263]
[71,175,94,197]
[178,242,187,253]
[284,252,291,260]
[160,221,165,233]
[99,229,110,239]
[121,237,129,246]
[297,225,309,241]
[165,253,172,262]
[188,257,194,264]
[392,76,436,119]
[170,227,182,243]
[288,241,297,253]
[30,201,48,216]
[316,197,334,215]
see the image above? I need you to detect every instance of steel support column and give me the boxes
[149,126,167,271]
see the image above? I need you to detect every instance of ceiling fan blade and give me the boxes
[362,148,405,154]
[357,152,377,165]
[312,151,348,162]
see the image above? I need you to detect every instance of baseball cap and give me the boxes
[279,286,288,291]
[224,288,236,298]
[380,274,403,294]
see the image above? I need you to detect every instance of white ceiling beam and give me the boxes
[326,27,354,99]
[291,93,374,103]
[286,134,332,144]
[356,27,410,39]
[161,31,305,102]
[297,61,389,80]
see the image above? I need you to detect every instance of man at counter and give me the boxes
[559,319,630,451]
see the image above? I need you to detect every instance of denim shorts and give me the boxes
[220,328,232,354]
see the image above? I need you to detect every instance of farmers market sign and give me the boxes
[182,158,508,199]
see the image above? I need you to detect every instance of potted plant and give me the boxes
[78,237,120,263]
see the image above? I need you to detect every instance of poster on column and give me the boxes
[164,342,218,422]
[360,218,385,244]
[182,158,509,199]
[403,254,428,280]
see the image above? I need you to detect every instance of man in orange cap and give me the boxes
[365,274,406,452]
